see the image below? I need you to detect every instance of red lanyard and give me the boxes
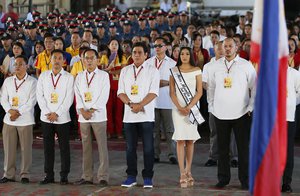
[51,73,62,90]
[14,78,26,92]
[133,65,143,81]
[44,53,51,70]
[224,60,236,74]
[155,58,164,69]
[86,72,95,88]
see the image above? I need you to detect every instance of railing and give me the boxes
[14,2,55,18]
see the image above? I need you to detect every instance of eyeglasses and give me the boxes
[84,57,97,61]
[153,44,165,48]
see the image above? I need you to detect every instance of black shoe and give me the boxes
[60,177,68,185]
[281,184,293,193]
[154,158,160,163]
[169,157,178,164]
[99,180,108,187]
[215,181,228,188]
[241,183,249,190]
[21,178,29,184]
[74,178,93,185]
[205,159,217,167]
[39,177,54,185]
[230,160,238,168]
[0,177,15,183]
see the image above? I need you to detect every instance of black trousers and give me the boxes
[42,122,70,178]
[214,113,251,185]
[282,121,296,185]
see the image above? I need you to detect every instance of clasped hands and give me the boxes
[130,103,145,113]
[178,105,191,116]
[81,108,96,120]
[45,112,59,123]
[9,109,21,121]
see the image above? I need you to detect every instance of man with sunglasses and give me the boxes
[145,37,177,164]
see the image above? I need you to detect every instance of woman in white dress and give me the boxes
[2,42,25,78]
[169,47,202,188]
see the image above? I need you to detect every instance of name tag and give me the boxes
[131,84,138,95]
[84,92,92,102]
[51,92,59,104]
[12,96,19,107]
[224,77,232,88]
[112,74,119,80]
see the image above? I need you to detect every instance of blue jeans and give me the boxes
[124,122,154,179]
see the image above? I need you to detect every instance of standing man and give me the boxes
[1,3,18,23]
[66,32,81,57]
[202,41,238,167]
[74,49,110,186]
[0,55,37,184]
[35,33,55,77]
[118,42,160,188]
[37,49,74,185]
[145,37,177,164]
[208,38,256,189]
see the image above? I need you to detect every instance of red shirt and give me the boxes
[1,12,19,23]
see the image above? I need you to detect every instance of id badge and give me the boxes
[224,77,232,88]
[84,92,92,102]
[112,74,119,80]
[12,96,19,107]
[51,92,59,104]
[131,84,138,95]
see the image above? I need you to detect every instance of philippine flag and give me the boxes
[249,0,289,195]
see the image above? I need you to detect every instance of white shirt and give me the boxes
[202,36,213,52]
[184,34,192,47]
[0,12,5,29]
[178,1,187,12]
[287,67,300,121]
[160,1,172,12]
[75,68,110,123]
[36,69,74,124]
[116,2,128,13]
[117,63,160,123]
[1,74,37,126]
[26,12,34,21]
[145,55,176,109]
[236,25,243,35]
[202,61,217,113]
[90,44,98,52]
[208,56,256,119]
[70,55,81,68]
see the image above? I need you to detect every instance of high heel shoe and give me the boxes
[179,173,188,188]
[187,172,194,187]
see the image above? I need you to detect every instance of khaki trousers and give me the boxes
[2,123,33,179]
[80,121,109,182]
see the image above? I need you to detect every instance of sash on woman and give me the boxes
[170,66,205,125]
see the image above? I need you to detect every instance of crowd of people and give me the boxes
[0,0,300,192]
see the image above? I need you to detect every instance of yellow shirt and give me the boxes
[71,60,86,77]
[66,46,80,57]
[35,50,52,73]
[99,54,127,67]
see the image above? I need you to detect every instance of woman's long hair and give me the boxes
[175,47,197,67]
[289,37,298,54]
[192,32,203,49]
[33,40,45,58]
[107,38,123,64]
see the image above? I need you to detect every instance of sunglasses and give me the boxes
[153,44,165,48]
